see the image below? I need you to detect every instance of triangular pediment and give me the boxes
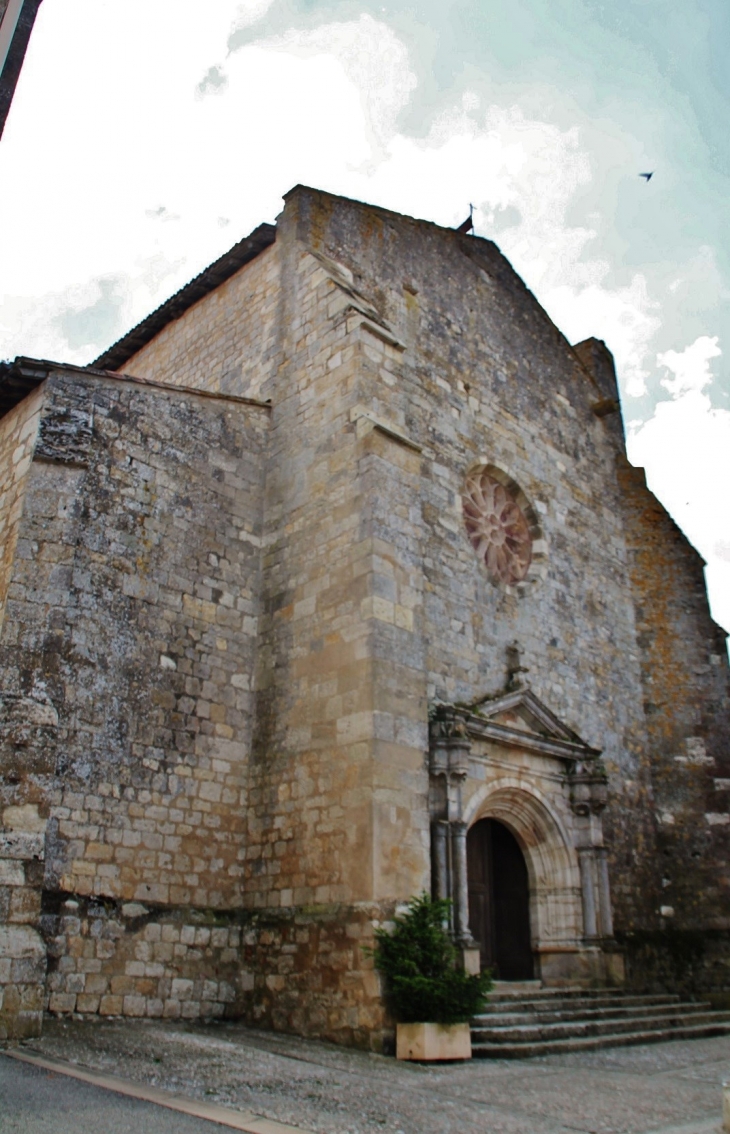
[431,686,601,763]
[475,687,584,743]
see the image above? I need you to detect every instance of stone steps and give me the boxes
[478,993,681,1018]
[486,986,678,1001]
[471,988,730,1058]
[472,1008,730,1044]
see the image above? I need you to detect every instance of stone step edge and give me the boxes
[486,988,680,999]
[472,1003,715,1025]
[482,993,680,1011]
[471,1010,730,1041]
[484,992,682,1007]
[471,1021,730,1059]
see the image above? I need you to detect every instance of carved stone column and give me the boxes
[431,819,449,903]
[569,758,613,943]
[596,847,614,938]
[451,820,471,944]
[429,711,478,963]
[577,847,598,939]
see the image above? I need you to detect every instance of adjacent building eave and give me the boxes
[92,222,277,372]
[0,356,272,420]
[0,354,48,417]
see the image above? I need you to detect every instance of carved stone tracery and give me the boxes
[463,470,532,585]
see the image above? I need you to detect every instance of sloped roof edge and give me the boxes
[92,222,277,372]
[0,355,272,421]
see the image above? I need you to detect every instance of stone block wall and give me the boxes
[617,457,730,934]
[0,382,43,633]
[211,207,433,1043]
[120,243,282,401]
[0,366,269,1036]
[0,385,53,1038]
[238,903,389,1050]
[283,188,656,931]
[41,895,245,1021]
[246,236,431,915]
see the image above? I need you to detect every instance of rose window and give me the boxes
[463,471,533,585]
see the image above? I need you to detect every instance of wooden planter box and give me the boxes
[396,1021,472,1061]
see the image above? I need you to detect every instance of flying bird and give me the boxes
[639,171,654,182]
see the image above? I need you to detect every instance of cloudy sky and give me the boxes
[1,0,729,633]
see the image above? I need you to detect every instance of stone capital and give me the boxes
[568,761,608,816]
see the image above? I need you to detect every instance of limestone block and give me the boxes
[49,993,77,1014]
[0,832,45,859]
[122,995,147,1017]
[99,995,123,1015]
[2,803,46,833]
[0,924,45,967]
[0,859,24,886]
[76,994,101,1013]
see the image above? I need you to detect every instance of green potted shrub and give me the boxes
[372,894,492,1060]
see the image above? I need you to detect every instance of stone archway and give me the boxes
[467,816,534,978]
[429,694,619,985]
[464,783,584,969]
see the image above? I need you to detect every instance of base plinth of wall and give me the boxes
[40,892,247,1023]
[617,928,730,998]
[36,892,391,1050]
[237,901,392,1051]
[538,943,625,987]
[0,924,46,1040]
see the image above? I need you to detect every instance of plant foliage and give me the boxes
[372,894,493,1024]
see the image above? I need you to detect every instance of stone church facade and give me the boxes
[1,186,728,1047]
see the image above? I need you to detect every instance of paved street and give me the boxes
[2,1018,729,1134]
[0,1054,230,1134]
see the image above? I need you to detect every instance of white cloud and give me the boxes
[657,334,721,397]
[0,4,728,632]
[541,274,661,397]
[666,245,730,310]
[705,561,730,637]
[0,5,658,376]
[231,0,277,31]
[628,337,729,632]
[243,14,418,158]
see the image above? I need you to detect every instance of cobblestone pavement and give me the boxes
[6,1019,730,1134]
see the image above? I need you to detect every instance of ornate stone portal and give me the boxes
[429,686,623,985]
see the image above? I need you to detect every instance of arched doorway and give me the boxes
[467,818,534,979]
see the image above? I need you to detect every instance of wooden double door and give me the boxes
[467,818,534,980]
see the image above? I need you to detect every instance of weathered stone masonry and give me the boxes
[1,185,728,1045]
[0,364,269,1037]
